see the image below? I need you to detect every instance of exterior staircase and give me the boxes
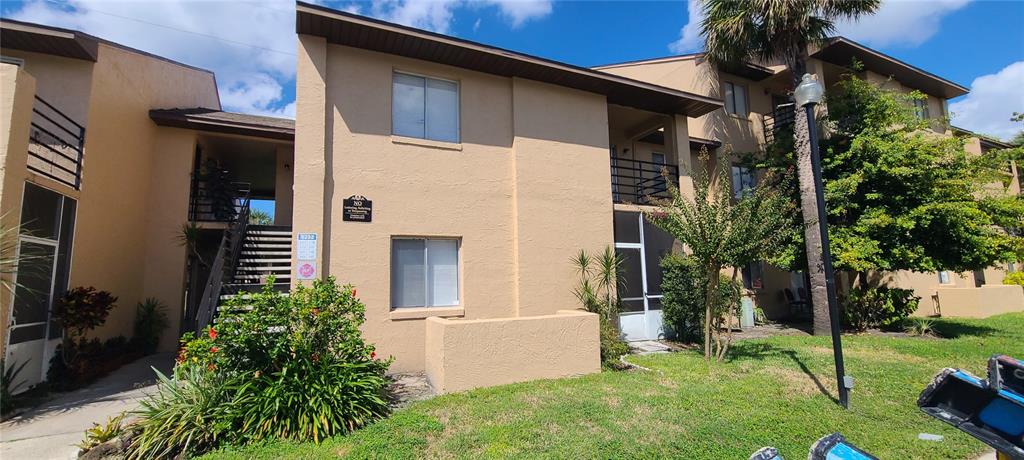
[218,225,293,313]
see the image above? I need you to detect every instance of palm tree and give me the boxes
[699,0,879,335]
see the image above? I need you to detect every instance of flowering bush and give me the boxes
[132,277,391,458]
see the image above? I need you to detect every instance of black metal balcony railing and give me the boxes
[611,156,679,204]
[28,96,85,190]
[762,104,796,145]
[189,180,252,222]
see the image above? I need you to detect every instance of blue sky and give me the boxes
[2,0,1023,141]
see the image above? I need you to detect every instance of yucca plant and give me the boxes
[1,359,29,414]
[905,317,939,337]
[78,412,127,452]
[129,368,229,459]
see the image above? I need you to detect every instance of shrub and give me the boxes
[134,277,391,456]
[904,317,939,337]
[1004,271,1024,286]
[48,335,142,390]
[660,254,739,343]
[53,287,117,340]
[571,247,628,365]
[130,368,231,459]
[842,287,920,332]
[599,319,630,364]
[132,298,169,355]
[78,412,127,452]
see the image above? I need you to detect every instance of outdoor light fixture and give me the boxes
[796,73,851,410]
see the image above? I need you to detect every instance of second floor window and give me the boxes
[723,81,748,117]
[392,72,460,143]
[913,98,930,120]
[731,165,756,198]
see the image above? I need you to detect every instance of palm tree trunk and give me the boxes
[788,56,831,336]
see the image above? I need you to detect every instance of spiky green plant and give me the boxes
[78,412,127,451]
[248,209,272,225]
[1,359,29,414]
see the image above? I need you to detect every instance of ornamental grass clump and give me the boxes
[129,277,391,459]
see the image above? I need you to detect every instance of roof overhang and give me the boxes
[813,37,968,99]
[593,54,775,82]
[1,18,99,62]
[150,109,295,142]
[295,2,722,117]
[951,126,1013,150]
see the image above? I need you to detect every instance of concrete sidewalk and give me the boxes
[0,353,173,460]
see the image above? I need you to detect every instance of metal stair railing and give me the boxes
[192,189,251,334]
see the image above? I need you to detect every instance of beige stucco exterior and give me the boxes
[292,40,622,376]
[425,310,600,393]
[0,64,36,358]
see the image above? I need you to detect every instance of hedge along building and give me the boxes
[292,2,722,390]
[0,19,296,390]
[595,38,1024,323]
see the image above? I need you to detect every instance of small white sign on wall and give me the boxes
[297,233,317,261]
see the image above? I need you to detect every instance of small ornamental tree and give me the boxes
[646,150,792,361]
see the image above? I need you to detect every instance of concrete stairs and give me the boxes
[218,225,292,313]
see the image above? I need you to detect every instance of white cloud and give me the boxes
[668,0,702,53]
[8,0,297,117]
[370,0,552,34]
[835,0,970,48]
[948,61,1024,141]
[668,0,971,54]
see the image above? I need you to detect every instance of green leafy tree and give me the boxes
[752,72,1023,285]
[701,0,880,335]
[646,150,792,361]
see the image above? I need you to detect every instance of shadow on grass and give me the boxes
[930,320,999,339]
[782,350,840,404]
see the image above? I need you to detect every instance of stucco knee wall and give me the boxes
[424,310,600,393]
[936,285,1024,318]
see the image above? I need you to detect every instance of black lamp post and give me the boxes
[794,73,851,409]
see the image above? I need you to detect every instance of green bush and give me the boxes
[133,277,391,457]
[131,298,169,355]
[599,319,630,364]
[660,254,739,343]
[842,286,920,332]
[1004,271,1024,286]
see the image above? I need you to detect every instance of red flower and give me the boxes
[208,328,217,340]
[370,351,376,359]
[210,346,219,353]
[352,289,358,297]
[207,363,216,371]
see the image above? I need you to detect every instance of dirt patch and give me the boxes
[388,372,435,409]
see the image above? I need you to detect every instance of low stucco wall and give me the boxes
[936,285,1024,318]
[424,309,600,393]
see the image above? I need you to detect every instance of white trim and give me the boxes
[391,70,461,144]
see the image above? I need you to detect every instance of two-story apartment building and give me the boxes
[1,19,296,389]
[3,3,1020,394]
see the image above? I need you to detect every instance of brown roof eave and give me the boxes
[150,109,295,142]
[295,2,723,118]
[0,19,98,61]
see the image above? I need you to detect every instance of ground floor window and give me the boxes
[741,261,764,290]
[391,238,459,308]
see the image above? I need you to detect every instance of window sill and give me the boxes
[390,135,463,151]
[389,306,465,320]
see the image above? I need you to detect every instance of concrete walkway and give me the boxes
[0,353,174,460]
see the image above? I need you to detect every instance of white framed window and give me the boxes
[723,81,748,117]
[731,165,756,198]
[391,237,460,308]
[938,271,952,285]
[913,98,930,120]
[392,72,460,143]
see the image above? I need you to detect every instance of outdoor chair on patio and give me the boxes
[784,288,810,319]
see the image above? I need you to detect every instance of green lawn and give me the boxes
[203,313,1023,459]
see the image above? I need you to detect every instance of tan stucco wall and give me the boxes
[274,145,294,225]
[1,50,94,128]
[424,310,600,393]
[0,64,36,357]
[56,43,217,349]
[294,40,611,374]
[935,285,1024,318]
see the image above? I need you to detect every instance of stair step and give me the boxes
[236,265,291,271]
[246,236,291,242]
[240,251,291,256]
[219,292,290,300]
[248,225,293,232]
[238,258,293,264]
[243,244,291,250]
[233,273,291,280]
[247,231,292,237]
[223,283,290,293]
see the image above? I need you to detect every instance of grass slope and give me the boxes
[204,313,1023,459]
